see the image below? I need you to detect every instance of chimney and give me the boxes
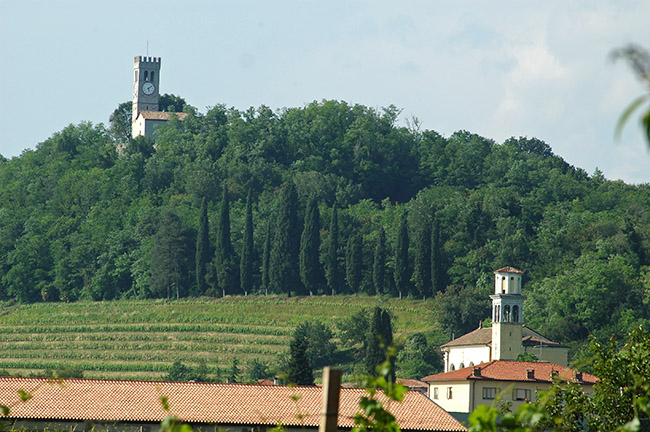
[526,369,535,380]
[574,371,583,381]
[273,375,279,385]
[472,367,482,377]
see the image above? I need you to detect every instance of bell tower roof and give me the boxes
[494,266,523,274]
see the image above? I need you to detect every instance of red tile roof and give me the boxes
[421,360,597,385]
[493,266,523,274]
[441,326,566,348]
[0,377,465,431]
[138,111,189,121]
[397,378,428,388]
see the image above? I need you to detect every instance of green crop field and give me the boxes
[0,296,439,381]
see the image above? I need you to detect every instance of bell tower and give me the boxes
[132,56,161,138]
[490,266,524,360]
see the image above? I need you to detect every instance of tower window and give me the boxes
[135,71,138,82]
[145,71,149,81]
[504,305,511,322]
[513,305,519,323]
[151,71,155,81]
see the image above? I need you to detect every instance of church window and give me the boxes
[447,387,453,399]
[469,362,474,366]
[450,364,455,371]
[459,362,465,369]
[513,305,519,323]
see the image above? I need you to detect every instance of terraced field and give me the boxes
[0,296,437,381]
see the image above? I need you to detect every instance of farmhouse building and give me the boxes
[441,267,568,372]
[422,360,597,422]
[0,377,465,432]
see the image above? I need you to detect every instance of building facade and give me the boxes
[423,360,597,423]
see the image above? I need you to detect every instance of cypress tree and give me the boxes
[431,217,444,294]
[287,328,314,386]
[373,226,386,295]
[240,190,254,296]
[299,196,323,296]
[195,197,210,296]
[364,306,394,379]
[269,182,301,297]
[325,202,342,295]
[414,220,432,300]
[215,185,238,297]
[261,220,271,296]
[345,232,362,294]
[394,211,410,299]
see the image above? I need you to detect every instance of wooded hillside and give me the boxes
[1,100,649,363]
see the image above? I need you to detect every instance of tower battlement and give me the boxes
[134,56,161,65]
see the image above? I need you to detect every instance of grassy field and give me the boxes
[0,295,441,381]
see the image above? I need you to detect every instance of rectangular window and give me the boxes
[482,387,497,400]
[447,387,453,399]
[513,388,531,401]
[433,387,439,399]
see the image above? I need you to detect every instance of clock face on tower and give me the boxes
[142,82,156,95]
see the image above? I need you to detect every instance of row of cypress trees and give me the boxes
[196,182,445,298]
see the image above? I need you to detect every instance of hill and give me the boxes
[0,295,438,381]
[1,99,649,367]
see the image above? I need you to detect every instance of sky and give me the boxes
[1,0,649,184]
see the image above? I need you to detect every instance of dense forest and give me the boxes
[1,99,649,364]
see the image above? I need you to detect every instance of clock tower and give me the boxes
[132,56,161,138]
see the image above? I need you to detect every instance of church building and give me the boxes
[131,56,187,139]
[441,267,568,372]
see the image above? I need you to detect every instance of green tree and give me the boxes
[345,232,363,294]
[240,190,254,296]
[159,93,188,113]
[195,197,210,296]
[287,326,314,386]
[337,309,370,348]
[430,217,444,294]
[325,202,342,295]
[364,307,394,381]
[397,333,443,378]
[299,196,323,296]
[269,182,301,297]
[413,220,432,299]
[215,185,238,297]
[150,210,192,300]
[394,211,410,299]
[372,226,387,295]
[108,101,132,142]
[293,321,336,368]
[165,360,193,382]
[261,220,271,295]
[228,358,240,383]
[247,359,271,381]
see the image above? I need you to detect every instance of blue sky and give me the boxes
[1,0,649,183]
